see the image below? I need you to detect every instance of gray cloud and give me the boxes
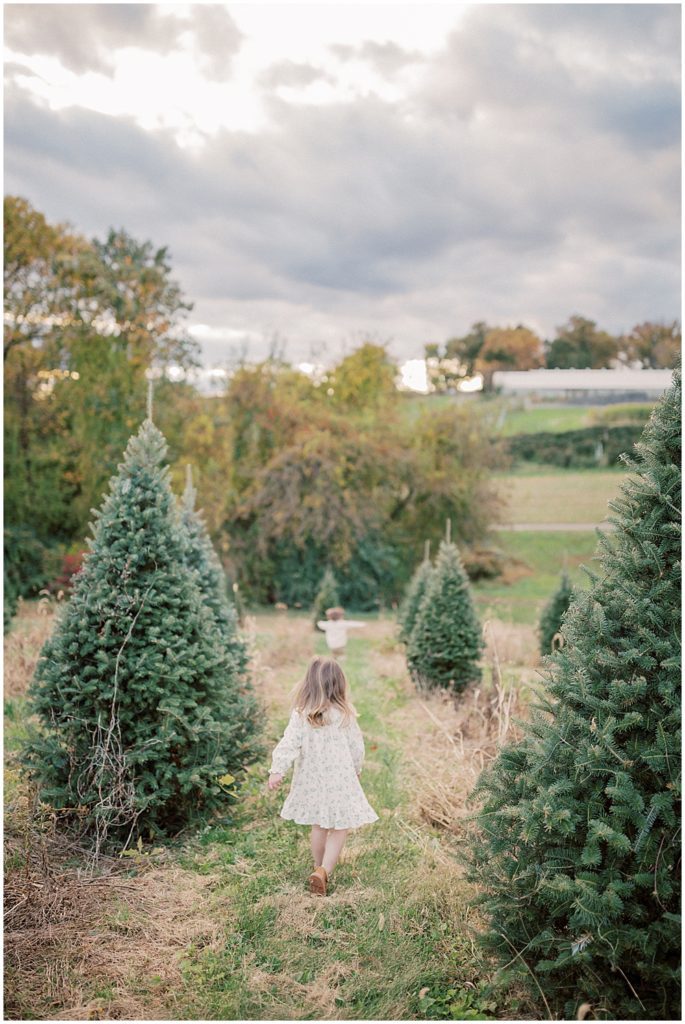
[3,2,242,80]
[3,4,680,365]
[190,4,244,81]
[330,40,425,76]
[258,60,334,90]
[3,4,179,74]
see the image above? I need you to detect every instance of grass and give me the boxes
[494,467,629,524]
[174,627,500,1020]
[494,403,594,436]
[474,530,603,625]
[400,395,653,437]
[4,607,537,1021]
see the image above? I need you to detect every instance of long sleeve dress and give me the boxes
[269,705,379,829]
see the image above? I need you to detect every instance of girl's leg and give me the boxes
[311,825,328,867]
[322,828,349,875]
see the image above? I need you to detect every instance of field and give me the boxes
[4,607,540,1021]
[474,530,602,626]
[494,467,627,525]
[400,395,653,437]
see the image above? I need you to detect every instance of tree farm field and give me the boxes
[469,464,633,626]
[4,605,539,1021]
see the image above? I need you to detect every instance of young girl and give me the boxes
[267,656,378,895]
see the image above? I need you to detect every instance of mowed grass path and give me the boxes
[173,618,497,1021]
[5,612,529,1020]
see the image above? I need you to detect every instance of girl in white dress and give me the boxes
[267,656,378,895]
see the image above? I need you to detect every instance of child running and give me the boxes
[267,656,378,895]
[316,606,366,659]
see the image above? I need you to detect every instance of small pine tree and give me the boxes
[406,538,483,693]
[21,420,263,853]
[538,569,574,655]
[180,466,250,679]
[397,548,434,645]
[312,566,340,627]
[466,369,681,1019]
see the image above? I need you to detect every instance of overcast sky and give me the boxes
[3,1,682,370]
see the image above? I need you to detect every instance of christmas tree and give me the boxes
[538,569,574,655]
[21,419,264,853]
[180,465,250,679]
[312,566,340,626]
[397,542,434,645]
[467,369,681,1019]
[406,527,483,693]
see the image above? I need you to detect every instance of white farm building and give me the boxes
[491,368,674,404]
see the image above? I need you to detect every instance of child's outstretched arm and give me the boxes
[268,708,304,789]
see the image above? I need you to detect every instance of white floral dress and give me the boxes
[269,705,379,830]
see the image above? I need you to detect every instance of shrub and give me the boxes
[507,424,644,468]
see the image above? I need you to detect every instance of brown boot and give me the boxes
[308,866,328,895]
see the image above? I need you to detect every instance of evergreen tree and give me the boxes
[397,546,434,644]
[180,466,250,679]
[406,537,483,693]
[466,369,681,1019]
[538,569,574,655]
[21,420,263,852]
[312,566,340,626]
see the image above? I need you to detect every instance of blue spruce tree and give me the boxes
[21,420,263,853]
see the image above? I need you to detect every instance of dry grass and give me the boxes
[3,598,59,698]
[243,613,317,716]
[5,861,230,1020]
[247,954,362,1020]
[253,881,377,942]
[380,616,541,842]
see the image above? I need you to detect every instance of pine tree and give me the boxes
[466,369,681,1019]
[397,545,434,645]
[406,535,483,693]
[312,566,340,626]
[21,420,264,853]
[180,466,250,679]
[538,569,574,655]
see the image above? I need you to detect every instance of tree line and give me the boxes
[4,196,505,609]
[425,316,680,391]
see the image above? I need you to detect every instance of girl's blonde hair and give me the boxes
[290,656,357,727]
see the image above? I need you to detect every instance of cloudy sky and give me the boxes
[4,1,682,372]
